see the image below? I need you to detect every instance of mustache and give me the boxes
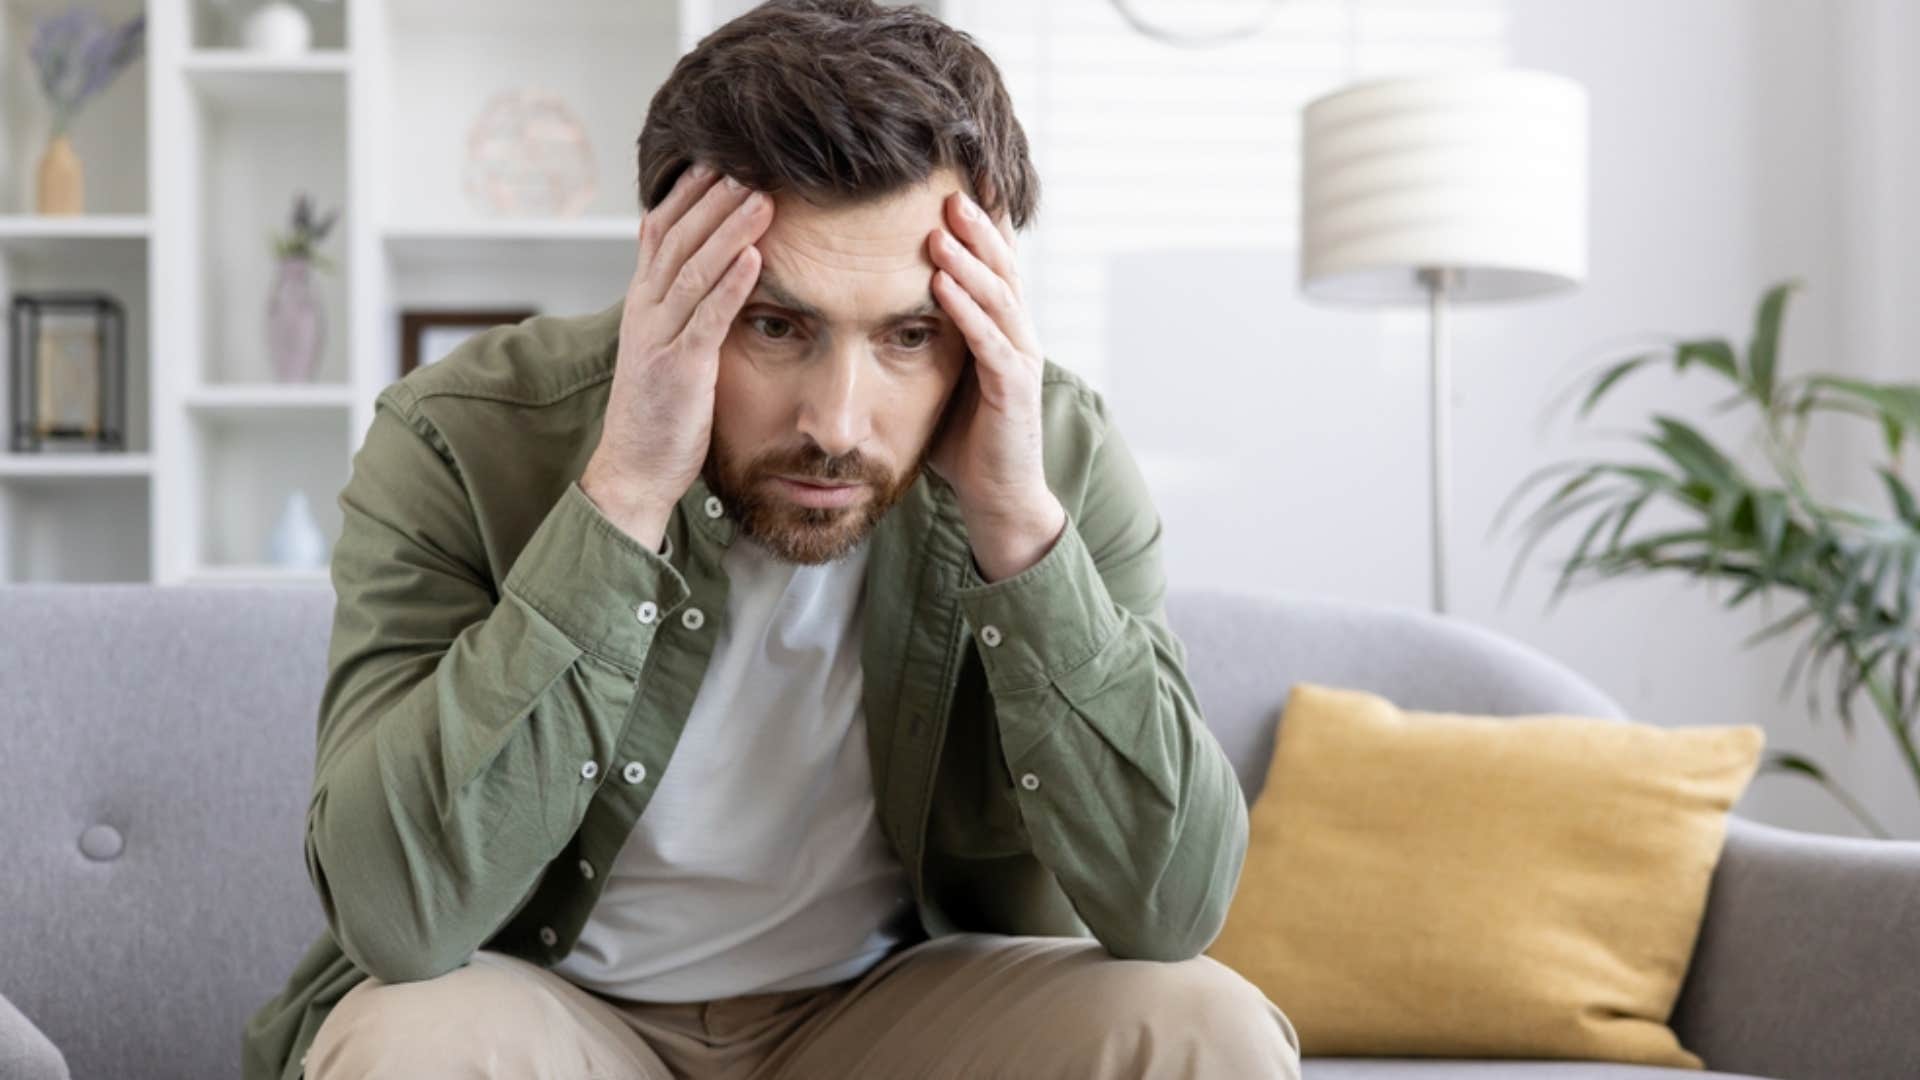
[757,446,885,485]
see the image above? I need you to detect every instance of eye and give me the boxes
[894,326,937,350]
[748,315,796,341]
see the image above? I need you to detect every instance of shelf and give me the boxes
[0,453,154,481]
[385,217,641,242]
[184,52,350,114]
[0,215,151,245]
[183,384,356,413]
[186,563,330,585]
[182,50,353,74]
[0,220,150,268]
[383,216,640,282]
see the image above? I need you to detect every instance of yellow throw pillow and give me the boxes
[1207,681,1763,1068]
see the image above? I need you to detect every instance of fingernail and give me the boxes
[691,162,712,180]
[962,196,983,219]
[724,175,747,193]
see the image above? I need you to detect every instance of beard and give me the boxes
[702,431,928,565]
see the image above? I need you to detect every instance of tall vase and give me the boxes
[36,133,84,215]
[267,255,325,382]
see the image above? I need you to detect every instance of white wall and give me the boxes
[1479,0,1916,839]
[1088,0,1917,837]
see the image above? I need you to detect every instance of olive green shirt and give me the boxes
[241,298,1248,1080]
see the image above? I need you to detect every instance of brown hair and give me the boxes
[635,0,1040,229]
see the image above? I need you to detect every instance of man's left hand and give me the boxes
[926,189,1067,582]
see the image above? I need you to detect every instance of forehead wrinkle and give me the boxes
[749,267,943,330]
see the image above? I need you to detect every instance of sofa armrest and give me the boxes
[1670,814,1920,1079]
[0,993,69,1080]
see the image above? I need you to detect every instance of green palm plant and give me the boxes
[1493,280,1920,838]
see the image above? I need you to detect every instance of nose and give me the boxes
[794,345,871,459]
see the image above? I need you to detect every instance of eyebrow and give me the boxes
[747,270,943,327]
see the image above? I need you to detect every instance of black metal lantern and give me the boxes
[9,291,126,453]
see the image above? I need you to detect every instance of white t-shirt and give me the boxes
[549,531,919,1002]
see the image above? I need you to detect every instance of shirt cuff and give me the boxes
[501,479,691,674]
[947,507,1124,694]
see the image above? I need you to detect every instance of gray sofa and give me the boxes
[2,583,1916,1080]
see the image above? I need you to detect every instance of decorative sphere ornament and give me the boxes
[241,1,313,55]
[463,89,598,217]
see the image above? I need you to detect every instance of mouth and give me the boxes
[771,474,867,509]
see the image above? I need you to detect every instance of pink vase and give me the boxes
[267,255,325,382]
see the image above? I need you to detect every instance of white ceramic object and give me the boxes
[241,1,313,56]
[266,490,328,568]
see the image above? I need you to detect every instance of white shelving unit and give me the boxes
[1,0,739,584]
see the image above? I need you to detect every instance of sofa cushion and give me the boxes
[1209,682,1763,1068]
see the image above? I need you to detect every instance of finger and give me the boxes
[639,161,722,273]
[659,190,772,336]
[676,244,761,355]
[945,191,1021,295]
[647,175,756,298]
[928,227,1042,357]
[931,268,1025,405]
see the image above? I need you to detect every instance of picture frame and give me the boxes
[398,308,538,376]
[8,291,127,454]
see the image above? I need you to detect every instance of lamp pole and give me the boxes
[1419,266,1455,615]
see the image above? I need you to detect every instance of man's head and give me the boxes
[635,0,1039,565]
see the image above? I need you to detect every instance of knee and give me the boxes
[304,952,557,1079]
[1089,954,1302,1078]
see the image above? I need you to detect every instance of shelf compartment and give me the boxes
[190,2,348,52]
[187,57,349,387]
[0,237,152,455]
[0,475,149,583]
[379,0,681,225]
[190,406,347,572]
[0,0,150,216]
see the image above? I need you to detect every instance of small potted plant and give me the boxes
[27,7,146,214]
[267,191,339,383]
[1496,280,1920,837]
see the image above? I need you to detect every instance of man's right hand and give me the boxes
[581,161,773,549]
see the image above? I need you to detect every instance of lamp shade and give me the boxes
[1299,69,1588,306]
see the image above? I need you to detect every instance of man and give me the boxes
[243,1,1301,1076]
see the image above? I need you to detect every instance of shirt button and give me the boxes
[1020,772,1040,791]
[538,926,558,947]
[980,625,1003,647]
[580,760,599,781]
[635,600,658,624]
[681,606,705,630]
[623,760,647,784]
[704,495,725,519]
[578,858,595,880]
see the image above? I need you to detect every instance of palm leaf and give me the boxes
[1746,280,1800,408]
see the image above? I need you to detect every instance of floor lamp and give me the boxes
[1298,69,1589,615]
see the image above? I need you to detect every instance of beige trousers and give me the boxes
[304,932,1301,1079]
